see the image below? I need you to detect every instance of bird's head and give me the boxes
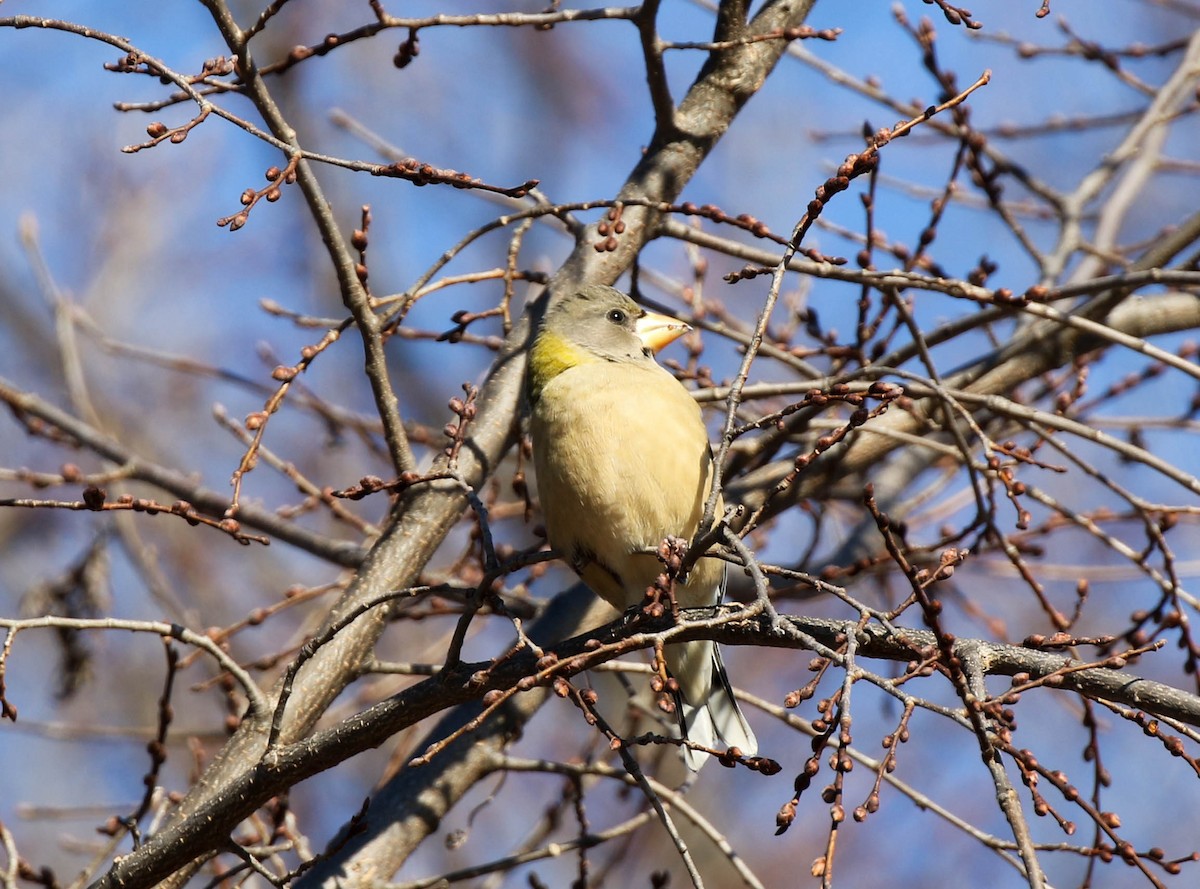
[527,285,691,403]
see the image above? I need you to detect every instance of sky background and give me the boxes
[2,2,1199,887]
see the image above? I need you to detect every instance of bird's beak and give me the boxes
[635,311,691,354]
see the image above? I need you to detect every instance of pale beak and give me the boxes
[635,310,691,354]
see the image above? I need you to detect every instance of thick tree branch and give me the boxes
[85,602,1200,888]
[87,2,822,887]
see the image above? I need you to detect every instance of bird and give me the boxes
[527,283,757,769]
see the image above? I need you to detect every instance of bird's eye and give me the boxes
[606,309,626,324]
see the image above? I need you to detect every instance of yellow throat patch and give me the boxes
[527,330,596,403]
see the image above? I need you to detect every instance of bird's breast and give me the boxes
[530,361,718,607]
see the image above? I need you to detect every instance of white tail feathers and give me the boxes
[666,639,757,771]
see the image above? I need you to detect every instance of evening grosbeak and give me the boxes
[527,284,756,769]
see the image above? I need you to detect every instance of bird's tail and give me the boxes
[666,639,757,771]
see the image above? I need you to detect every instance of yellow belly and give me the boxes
[530,358,722,611]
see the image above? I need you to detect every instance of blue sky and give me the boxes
[3,2,1199,886]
